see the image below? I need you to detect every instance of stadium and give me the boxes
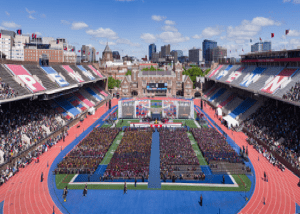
[0,46,300,214]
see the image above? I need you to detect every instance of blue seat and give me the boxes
[54,97,81,116]
[85,87,103,101]
[229,98,257,118]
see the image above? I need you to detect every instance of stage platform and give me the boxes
[130,122,182,128]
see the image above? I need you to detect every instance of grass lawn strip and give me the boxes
[56,174,251,191]
[115,119,140,127]
[100,131,124,165]
[187,132,208,165]
[101,124,112,128]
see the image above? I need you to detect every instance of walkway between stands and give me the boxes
[148,128,161,189]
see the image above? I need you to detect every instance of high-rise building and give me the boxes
[188,48,203,64]
[161,44,170,57]
[202,39,217,63]
[206,46,227,63]
[172,50,183,58]
[170,50,178,63]
[149,44,156,60]
[251,42,271,52]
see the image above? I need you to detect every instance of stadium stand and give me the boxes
[80,88,100,104]
[222,96,244,115]
[211,65,232,80]
[225,66,245,83]
[275,69,300,98]
[54,96,81,117]
[212,90,231,106]
[75,65,97,80]
[51,65,79,85]
[23,65,60,91]
[282,81,300,101]
[5,64,46,93]
[63,93,86,113]
[229,66,256,86]
[85,87,103,101]
[70,65,93,82]
[209,88,226,102]
[40,66,70,87]
[217,65,241,82]
[261,68,297,94]
[0,80,18,100]
[0,65,31,95]
[93,85,109,97]
[239,67,266,88]
[229,98,257,119]
[73,91,95,107]
[62,65,84,83]
[203,86,218,98]
[83,65,104,78]
[208,65,224,78]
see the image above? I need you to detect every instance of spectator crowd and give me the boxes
[282,82,300,102]
[244,99,300,171]
[106,128,152,179]
[0,81,18,100]
[191,128,243,164]
[56,128,120,174]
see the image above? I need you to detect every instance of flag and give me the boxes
[17,29,22,35]
[56,39,59,44]
[32,33,34,38]
[71,49,74,51]
[259,37,262,41]
[0,33,1,39]
[285,29,289,35]
[242,48,244,52]
[271,33,274,38]
[250,39,252,43]
[78,50,81,53]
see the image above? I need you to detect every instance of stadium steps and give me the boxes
[212,90,231,106]
[79,88,99,104]
[230,66,256,86]
[148,128,161,188]
[23,65,60,90]
[209,88,226,102]
[73,91,95,107]
[94,85,109,97]
[229,98,257,119]
[54,96,81,117]
[223,97,244,115]
[247,67,284,91]
[83,65,103,79]
[210,65,228,80]
[200,166,212,176]
[203,86,218,98]
[77,65,98,80]
[218,65,241,82]
[70,65,91,82]
[238,100,264,122]
[89,86,105,100]
[274,69,300,97]
[207,64,223,77]
[214,65,234,81]
[85,87,103,101]
[51,65,79,85]
[63,94,85,113]
[0,64,31,95]
[208,65,227,79]
[218,93,237,109]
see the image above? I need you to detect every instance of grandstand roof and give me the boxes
[240,48,300,57]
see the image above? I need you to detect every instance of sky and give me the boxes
[1,0,300,59]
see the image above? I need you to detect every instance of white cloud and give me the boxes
[193,26,223,39]
[71,22,89,30]
[99,41,116,46]
[61,20,70,25]
[157,31,189,44]
[1,21,21,28]
[34,32,42,36]
[25,8,35,14]
[226,17,281,44]
[165,20,176,25]
[5,11,10,16]
[0,26,6,30]
[116,38,140,47]
[287,29,300,37]
[293,0,300,3]
[28,15,36,20]
[140,33,156,43]
[86,44,94,48]
[86,28,118,39]
[283,0,291,2]
[162,25,178,32]
[40,14,46,18]
[151,15,166,22]
[289,39,300,47]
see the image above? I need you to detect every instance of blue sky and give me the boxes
[1,0,300,59]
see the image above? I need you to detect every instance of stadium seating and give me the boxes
[229,98,257,119]
[54,96,81,117]
[63,93,88,112]
[209,88,226,102]
[23,65,59,91]
[208,65,224,78]
[239,67,266,88]
[238,100,264,121]
[5,64,46,93]
[275,68,300,97]
[83,65,103,78]
[76,65,97,80]
[261,68,297,94]
[51,65,79,85]
[79,88,99,104]
[212,90,231,106]
[94,85,109,97]
[70,65,93,82]
[40,66,70,87]
[222,97,244,115]
[230,66,256,86]
[218,93,237,109]
[85,87,103,101]
[203,86,218,98]
[62,65,84,83]
[217,65,241,82]
[225,67,245,83]
[0,64,30,95]
[73,91,95,107]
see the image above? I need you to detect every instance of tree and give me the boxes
[108,76,115,89]
[125,70,132,76]
[183,67,205,89]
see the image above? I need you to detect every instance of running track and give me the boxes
[0,99,119,214]
[194,99,300,214]
[0,98,299,213]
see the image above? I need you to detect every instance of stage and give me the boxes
[130,121,182,128]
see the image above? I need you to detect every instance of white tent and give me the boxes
[216,107,222,116]
[223,115,239,128]
[88,107,95,115]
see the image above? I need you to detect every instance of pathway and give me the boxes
[148,128,161,189]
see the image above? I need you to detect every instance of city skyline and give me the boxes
[1,0,300,59]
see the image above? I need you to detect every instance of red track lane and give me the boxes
[0,99,119,214]
[194,99,300,214]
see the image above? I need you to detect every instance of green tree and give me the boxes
[125,70,132,76]
[183,67,204,89]
[108,76,115,89]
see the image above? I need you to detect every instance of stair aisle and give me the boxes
[148,128,161,188]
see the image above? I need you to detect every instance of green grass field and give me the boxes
[55,174,251,191]
[187,132,208,165]
[115,119,140,128]
[172,120,198,128]
[101,124,113,128]
[100,131,124,165]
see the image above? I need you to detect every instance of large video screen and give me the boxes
[148,83,167,88]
